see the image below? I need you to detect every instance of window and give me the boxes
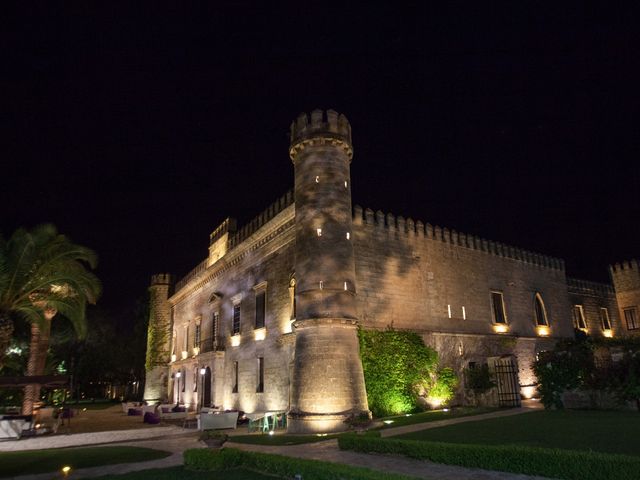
[194,323,201,348]
[624,307,639,330]
[193,367,198,392]
[211,311,219,339]
[534,293,548,326]
[257,357,264,393]
[600,308,612,331]
[573,305,587,330]
[181,368,186,392]
[490,291,507,324]
[289,276,296,320]
[255,290,266,329]
[232,361,238,393]
[232,304,241,335]
[182,326,189,352]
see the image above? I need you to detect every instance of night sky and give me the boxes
[3,4,638,318]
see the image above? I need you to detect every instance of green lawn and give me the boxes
[97,466,277,480]
[377,406,496,429]
[396,409,640,456]
[0,446,171,478]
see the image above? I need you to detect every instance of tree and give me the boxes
[0,224,101,413]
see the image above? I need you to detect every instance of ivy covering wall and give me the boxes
[358,328,457,417]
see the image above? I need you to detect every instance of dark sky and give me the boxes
[3,4,639,316]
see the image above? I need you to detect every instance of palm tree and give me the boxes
[0,224,101,414]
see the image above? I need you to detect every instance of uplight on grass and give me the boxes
[268,431,274,436]
[62,466,71,477]
[383,420,394,424]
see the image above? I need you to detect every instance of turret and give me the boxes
[143,273,174,403]
[288,109,369,433]
[610,259,640,334]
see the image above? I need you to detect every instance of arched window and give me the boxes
[193,367,198,392]
[533,293,549,326]
[289,274,296,320]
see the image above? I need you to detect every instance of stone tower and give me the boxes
[143,273,174,403]
[610,259,640,335]
[288,109,370,433]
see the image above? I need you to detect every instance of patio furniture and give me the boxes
[157,404,188,420]
[198,411,238,430]
[246,411,286,433]
[0,418,30,440]
[122,402,136,413]
[35,407,61,434]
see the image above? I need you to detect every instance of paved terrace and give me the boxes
[2,405,553,480]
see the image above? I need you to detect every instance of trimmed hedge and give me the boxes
[338,435,640,480]
[183,447,413,480]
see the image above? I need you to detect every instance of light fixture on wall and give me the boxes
[199,368,206,411]
[536,326,550,337]
[175,371,182,405]
[493,324,509,334]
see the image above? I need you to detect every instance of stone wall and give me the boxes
[169,204,296,412]
[567,277,620,338]
[351,207,574,391]
[610,260,640,335]
[143,274,173,403]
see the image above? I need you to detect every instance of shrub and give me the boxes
[338,435,640,480]
[183,447,413,479]
[532,338,595,409]
[464,364,494,395]
[358,327,456,416]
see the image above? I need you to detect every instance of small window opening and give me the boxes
[462,306,466,320]
[315,176,320,183]
[447,304,452,318]
[319,280,324,290]
[346,232,350,240]
[316,228,322,237]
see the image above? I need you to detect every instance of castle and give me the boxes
[144,109,640,433]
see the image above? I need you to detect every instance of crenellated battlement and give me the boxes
[353,205,565,271]
[609,259,639,273]
[150,273,174,286]
[228,190,294,249]
[289,109,353,162]
[567,277,616,297]
[609,259,640,293]
[209,218,237,246]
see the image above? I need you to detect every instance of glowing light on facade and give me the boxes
[493,324,509,334]
[536,326,550,337]
[231,335,241,347]
[603,329,613,338]
[254,328,266,341]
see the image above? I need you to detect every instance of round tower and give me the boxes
[287,109,369,433]
[143,273,174,403]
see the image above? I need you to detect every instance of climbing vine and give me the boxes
[145,301,170,371]
[358,327,457,417]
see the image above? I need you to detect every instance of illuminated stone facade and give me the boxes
[144,109,634,431]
